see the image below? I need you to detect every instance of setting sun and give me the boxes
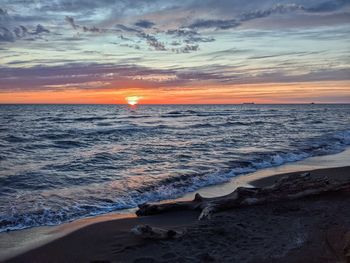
[125,96,142,106]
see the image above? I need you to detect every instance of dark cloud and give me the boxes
[166,29,215,44]
[188,4,306,30]
[82,26,101,33]
[187,2,349,30]
[2,61,348,93]
[0,24,49,42]
[134,19,155,28]
[32,24,50,34]
[166,29,198,37]
[65,16,78,29]
[173,44,199,53]
[13,26,28,37]
[0,27,15,42]
[239,4,304,21]
[0,7,9,20]
[184,35,215,43]
[137,32,166,51]
[0,63,177,91]
[0,7,51,42]
[306,0,350,12]
[189,19,241,30]
[65,16,108,34]
[116,24,141,33]
[120,34,132,41]
[147,38,166,51]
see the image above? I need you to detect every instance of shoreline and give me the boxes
[6,165,350,263]
[1,148,350,262]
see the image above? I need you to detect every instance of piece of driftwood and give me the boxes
[136,173,350,220]
[131,225,184,240]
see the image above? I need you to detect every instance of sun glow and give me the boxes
[125,96,142,105]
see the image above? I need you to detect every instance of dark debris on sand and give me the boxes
[119,192,350,263]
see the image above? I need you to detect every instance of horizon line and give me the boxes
[1,103,350,105]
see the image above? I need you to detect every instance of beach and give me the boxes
[4,164,349,263]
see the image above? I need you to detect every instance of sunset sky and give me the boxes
[0,0,349,104]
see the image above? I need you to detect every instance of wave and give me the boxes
[161,114,191,118]
[72,116,108,122]
[167,111,182,115]
[1,129,350,232]
[224,121,265,126]
[96,122,114,126]
[53,140,86,148]
[35,116,112,123]
[118,115,152,119]
[189,123,215,128]
[3,135,29,143]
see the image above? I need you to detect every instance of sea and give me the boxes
[0,104,349,232]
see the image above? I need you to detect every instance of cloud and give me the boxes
[120,43,141,50]
[36,0,121,12]
[0,27,15,42]
[0,7,9,21]
[184,35,215,43]
[188,4,306,30]
[14,26,28,37]
[65,17,209,53]
[82,26,101,33]
[189,19,241,30]
[65,16,104,33]
[167,29,214,42]
[134,19,155,28]
[0,24,49,42]
[0,63,178,91]
[137,32,166,51]
[65,16,78,30]
[166,29,198,37]
[239,4,304,21]
[32,24,50,34]
[187,2,350,30]
[173,44,199,53]
[116,24,141,33]
[0,7,50,42]
[306,0,350,12]
[1,62,349,93]
[120,34,132,41]
[170,40,181,46]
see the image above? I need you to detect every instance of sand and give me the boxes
[4,166,350,263]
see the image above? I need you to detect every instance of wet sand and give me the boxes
[5,166,350,263]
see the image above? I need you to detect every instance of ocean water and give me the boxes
[0,104,350,231]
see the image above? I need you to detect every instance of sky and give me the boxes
[0,0,349,104]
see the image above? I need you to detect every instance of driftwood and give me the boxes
[136,173,350,220]
[131,225,184,240]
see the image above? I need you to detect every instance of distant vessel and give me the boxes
[242,102,255,105]
[310,102,315,104]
